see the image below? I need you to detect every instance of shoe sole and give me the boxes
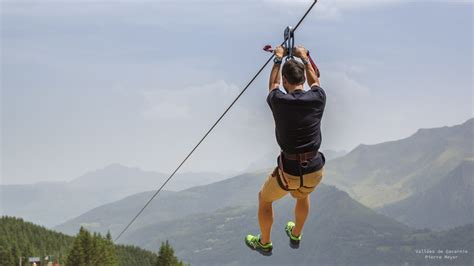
[244,238,273,256]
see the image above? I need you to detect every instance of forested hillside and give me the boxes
[0,216,184,266]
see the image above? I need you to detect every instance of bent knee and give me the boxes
[293,193,310,201]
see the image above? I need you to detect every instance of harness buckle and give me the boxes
[300,160,309,168]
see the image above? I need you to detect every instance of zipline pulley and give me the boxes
[283,26,295,61]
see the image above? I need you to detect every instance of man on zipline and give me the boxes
[245,45,326,255]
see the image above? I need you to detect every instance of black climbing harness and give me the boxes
[276,150,320,192]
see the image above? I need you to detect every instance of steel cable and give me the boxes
[114,0,318,242]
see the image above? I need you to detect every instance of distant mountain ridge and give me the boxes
[378,159,474,230]
[70,163,225,192]
[324,118,473,208]
[54,169,271,235]
[1,164,225,227]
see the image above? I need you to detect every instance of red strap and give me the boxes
[306,52,320,78]
[263,44,274,52]
[278,152,290,190]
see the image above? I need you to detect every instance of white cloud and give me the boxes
[264,0,472,20]
[142,101,190,120]
[142,80,248,121]
[265,0,471,6]
[324,70,371,102]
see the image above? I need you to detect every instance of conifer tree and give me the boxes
[0,245,15,265]
[104,231,118,265]
[65,227,87,266]
[90,232,103,265]
[81,228,94,263]
[155,240,186,266]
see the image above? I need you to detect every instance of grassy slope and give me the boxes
[324,118,473,207]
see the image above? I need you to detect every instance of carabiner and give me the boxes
[284,26,295,61]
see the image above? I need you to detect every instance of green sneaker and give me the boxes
[285,221,302,249]
[245,234,273,256]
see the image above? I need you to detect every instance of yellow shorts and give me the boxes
[260,166,324,203]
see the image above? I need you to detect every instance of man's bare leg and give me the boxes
[258,192,274,244]
[293,195,310,237]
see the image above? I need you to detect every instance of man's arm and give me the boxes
[268,46,285,92]
[294,46,320,88]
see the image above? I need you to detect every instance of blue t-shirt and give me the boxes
[267,85,326,175]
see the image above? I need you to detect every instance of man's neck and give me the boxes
[285,84,304,93]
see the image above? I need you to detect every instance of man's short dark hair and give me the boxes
[282,59,306,85]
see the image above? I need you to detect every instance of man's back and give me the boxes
[267,85,326,175]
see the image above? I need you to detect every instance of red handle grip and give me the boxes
[306,52,320,78]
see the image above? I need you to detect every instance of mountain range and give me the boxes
[53,119,474,265]
[55,172,474,265]
[3,118,473,265]
[54,169,271,235]
[0,164,224,227]
[323,118,473,208]
[1,147,346,229]
[378,159,474,230]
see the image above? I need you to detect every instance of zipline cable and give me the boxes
[114,0,318,242]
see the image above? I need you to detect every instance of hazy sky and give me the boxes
[1,0,472,184]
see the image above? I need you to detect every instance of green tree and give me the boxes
[0,245,15,265]
[155,240,186,266]
[65,227,88,266]
[65,227,118,266]
[104,231,118,265]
